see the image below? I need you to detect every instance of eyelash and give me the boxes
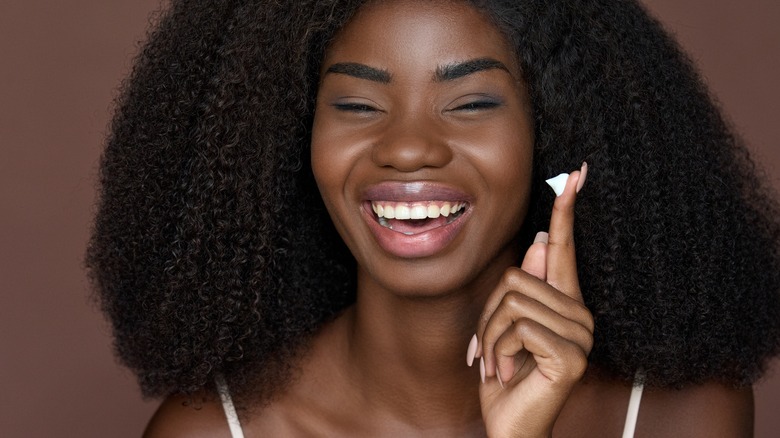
[452,100,501,111]
[333,103,378,113]
[332,100,501,113]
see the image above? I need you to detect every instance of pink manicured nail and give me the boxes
[496,367,505,389]
[534,231,549,244]
[576,162,588,193]
[466,334,478,367]
[480,357,486,384]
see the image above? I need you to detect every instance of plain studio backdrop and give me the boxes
[1,1,778,437]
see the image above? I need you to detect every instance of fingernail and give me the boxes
[534,231,549,244]
[576,162,588,193]
[545,173,569,197]
[496,367,505,389]
[466,334,478,367]
[479,357,486,384]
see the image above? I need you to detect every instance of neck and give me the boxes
[343,250,516,429]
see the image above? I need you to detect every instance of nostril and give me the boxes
[371,138,453,171]
[372,144,452,172]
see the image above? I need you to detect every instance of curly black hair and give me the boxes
[87,0,780,404]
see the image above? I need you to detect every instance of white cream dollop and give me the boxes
[545,173,569,197]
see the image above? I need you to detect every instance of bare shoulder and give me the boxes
[143,394,231,438]
[555,375,753,437]
[637,381,753,437]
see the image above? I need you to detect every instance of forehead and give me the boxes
[322,0,518,74]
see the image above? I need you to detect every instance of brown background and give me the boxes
[1,1,778,437]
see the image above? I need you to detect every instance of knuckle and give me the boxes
[513,317,534,336]
[579,329,594,354]
[500,266,524,284]
[560,344,589,381]
[493,335,510,355]
[580,307,595,333]
[550,236,575,249]
[499,290,524,311]
[552,197,575,214]
[552,230,577,246]
[569,302,594,332]
[571,351,589,377]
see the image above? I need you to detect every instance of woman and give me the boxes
[88,0,780,436]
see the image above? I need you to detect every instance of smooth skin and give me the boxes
[145,1,753,436]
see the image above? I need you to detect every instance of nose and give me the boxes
[371,115,453,172]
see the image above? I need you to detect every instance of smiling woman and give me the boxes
[312,1,533,281]
[87,0,780,436]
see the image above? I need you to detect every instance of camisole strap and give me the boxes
[214,370,644,437]
[215,374,245,438]
[621,370,645,438]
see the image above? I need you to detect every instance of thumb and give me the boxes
[520,231,548,281]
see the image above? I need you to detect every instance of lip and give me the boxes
[362,181,475,203]
[361,181,473,258]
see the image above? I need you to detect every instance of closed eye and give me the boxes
[452,100,501,111]
[333,102,379,113]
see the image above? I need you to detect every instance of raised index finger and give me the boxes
[546,163,586,301]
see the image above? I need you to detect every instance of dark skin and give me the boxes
[145,1,754,436]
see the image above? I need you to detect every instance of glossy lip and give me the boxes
[361,181,473,258]
[363,181,475,203]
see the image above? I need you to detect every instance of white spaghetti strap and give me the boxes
[621,370,645,438]
[215,374,245,438]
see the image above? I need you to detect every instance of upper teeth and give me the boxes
[371,201,467,219]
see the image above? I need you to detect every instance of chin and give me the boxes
[357,243,518,300]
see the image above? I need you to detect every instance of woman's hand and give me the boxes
[471,165,593,437]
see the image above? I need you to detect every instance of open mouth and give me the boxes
[369,200,469,235]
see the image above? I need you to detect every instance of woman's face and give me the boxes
[312,0,534,296]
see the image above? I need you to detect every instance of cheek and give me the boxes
[468,122,534,234]
[310,112,344,202]
[310,110,366,220]
[468,123,534,189]
[497,114,535,188]
[310,119,351,243]
[310,112,329,188]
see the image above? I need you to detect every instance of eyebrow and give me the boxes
[324,62,392,84]
[323,57,511,84]
[434,58,511,82]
